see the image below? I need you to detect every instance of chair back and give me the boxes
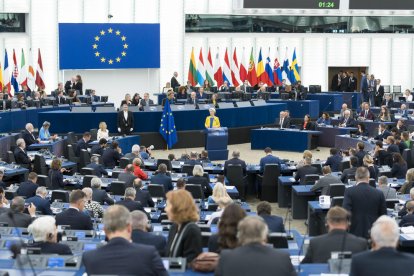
[311,163,323,174]
[37,175,51,189]
[328,183,345,197]
[304,174,320,185]
[181,165,194,176]
[148,184,166,199]
[330,196,344,207]
[79,150,91,169]
[185,184,204,200]
[67,132,77,144]
[156,159,172,171]
[82,175,95,188]
[51,190,70,203]
[67,145,78,163]
[267,233,288,248]
[260,164,280,202]
[119,158,131,169]
[7,151,15,163]
[207,203,218,211]
[339,160,350,172]
[110,181,126,196]
[81,167,96,176]
[226,164,245,199]
[89,129,98,141]
[33,155,48,175]
[368,178,376,188]
[386,199,400,209]
[111,171,121,179]
[403,149,413,168]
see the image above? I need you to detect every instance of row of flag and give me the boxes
[0,48,45,97]
[188,47,301,88]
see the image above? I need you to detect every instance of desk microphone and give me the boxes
[7,211,37,276]
[283,204,293,240]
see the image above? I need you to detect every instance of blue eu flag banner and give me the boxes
[59,23,160,69]
[159,100,178,149]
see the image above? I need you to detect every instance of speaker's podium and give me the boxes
[205,127,228,161]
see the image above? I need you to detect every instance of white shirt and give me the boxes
[407,95,413,102]
[97,129,109,140]
[123,111,128,121]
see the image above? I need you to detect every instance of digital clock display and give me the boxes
[350,0,414,10]
[244,0,340,9]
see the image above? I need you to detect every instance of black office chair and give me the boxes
[327,183,345,197]
[181,165,194,176]
[201,232,212,248]
[67,145,79,164]
[339,160,350,172]
[368,178,376,188]
[7,151,15,163]
[303,174,320,185]
[156,159,172,171]
[111,171,121,179]
[79,150,91,169]
[33,155,48,175]
[330,196,344,207]
[226,164,248,200]
[148,184,166,199]
[80,167,96,176]
[311,163,322,175]
[51,190,70,203]
[5,190,16,200]
[82,175,95,188]
[185,184,204,200]
[110,181,126,196]
[67,132,77,145]
[89,129,98,141]
[267,233,289,249]
[386,199,400,209]
[258,164,280,202]
[402,149,413,168]
[207,204,218,211]
[119,158,131,169]
[37,175,51,189]
[346,174,356,182]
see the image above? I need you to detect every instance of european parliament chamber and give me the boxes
[1,0,414,275]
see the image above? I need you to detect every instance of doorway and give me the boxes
[328,67,368,92]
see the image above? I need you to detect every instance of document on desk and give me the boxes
[401,234,414,240]
[401,226,414,234]
[225,186,235,190]
[290,255,304,266]
[289,177,296,182]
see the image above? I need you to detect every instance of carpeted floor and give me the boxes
[151,143,332,234]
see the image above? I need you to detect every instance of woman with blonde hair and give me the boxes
[97,121,109,140]
[297,150,313,168]
[399,168,414,194]
[165,190,202,263]
[363,155,379,180]
[208,182,231,204]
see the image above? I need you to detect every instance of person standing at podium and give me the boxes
[205,108,220,128]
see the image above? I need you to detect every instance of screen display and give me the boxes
[349,0,414,10]
[83,243,97,251]
[74,231,86,239]
[47,257,65,268]
[244,0,340,9]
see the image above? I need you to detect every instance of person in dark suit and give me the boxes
[117,165,137,188]
[14,138,32,169]
[170,72,180,89]
[311,166,342,195]
[295,157,319,184]
[186,92,198,105]
[338,110,355,127]
[277,111,291,129]
[131,210,166,255]
[224,150,247,176]
[391,152,408,179]
[102,141,122,169]
[22,123,38,147]
[381,93,394,108]
[150,164,173,192]
[257,201,285,233]
[139,92,154,107]
[82,205,167,276]
[350,216,414,276]
[215,216,295,276]
[343,167,387,238]
[75,132,91,157]
[358,103,375,120]
[17,172,39,198]
[117,104,134,136]
[133,178,155,208]
[259,147,284,173]
[299,114,315,130]
[339,72,349,92]
[73,75,83,95]
[387,136,400,154]
[355,142,366,166]
[27,216,72,255]
[55,90,66,105]
[399,104,409,119]
[86,156,108,177]
[302,206,367,264]
[374,141,393,167]
[26,187,53,215]
[116,188,148,214]
[187,165,213,198]
[331,71,341,91]
[89,90,99,102]
[400,201,414,227]
[347,72,357,92]
[325,148,343,172]
[64,76,76,94]
[90,138,107,156]
[0,197,36,227]
[166,190,202,263]
[355,123,369,137]
[196,87,207,99]
[374,79,384,107]
[374,124,391,141]
[360,71,369,103]
[91,177,114,205]
[55,190,93,230]
[219,81,230,92]
[184,151,202,166]
[341,156,359,183]
[48,158,66,190]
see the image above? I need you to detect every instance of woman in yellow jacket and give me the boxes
[205,108,221,128]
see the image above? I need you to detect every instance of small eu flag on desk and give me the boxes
[159,100,177,149]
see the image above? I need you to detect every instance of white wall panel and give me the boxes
[302,37,324,88]
[327,37,349,66]
[208,0,233,14]
[350,37,369,66]
[392,38,412,91]
[4,0,29,12]
[231,37,254,69]
[109,0,134,23]
[184,0,208,14]
[370,37,391,85]
[84,0,108,23]
[57,0,83,23]
[134,0,159,23]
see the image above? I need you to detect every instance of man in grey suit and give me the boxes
[0,197,36,228]
[118,165,137,188]
[294,157,319,184]
[377,176,397,199]
[215,216,296,276]
[91,178,114,205]
[302,207,368,264]
[311,166,342,195]
[139,93,154,107]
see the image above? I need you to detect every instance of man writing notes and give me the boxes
[117,104,134,136]
[205,108,220,128]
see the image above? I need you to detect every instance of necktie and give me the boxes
[365,110,367,118]
[280,118,283,127]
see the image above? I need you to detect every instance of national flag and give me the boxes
[27,49,36,91]
[0,61,3,90]
[290,48,301,83]
[205,47,215,86]
[35,48,45,89]
[3,49,11,96]
[159,100,178,149]
[231,48,241,87]
[264,48,274,86]
[239,47,248,82]
[11,49,19,93]
[273,47,283,86]
[214,49,223,87]
[19,49,27,87]
[247,48,258,86]
[222,48,232,86]
[282,48,291,85]
[196,48,206,86]
[187,47,197,86]
[256,47,267,85]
